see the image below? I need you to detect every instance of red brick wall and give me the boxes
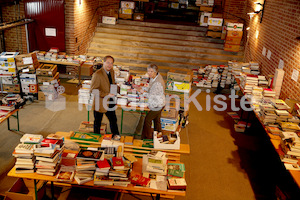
[223,0,247,20]
[243,0,300,101]
[65,0,100,55]
[1,1,28,53]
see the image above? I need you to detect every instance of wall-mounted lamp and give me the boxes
[246,27,250,31]
[78,0,81,6]
[247,0,265,23]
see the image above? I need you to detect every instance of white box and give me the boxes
[199,12,212,26]
[166,81,191,93]
[102,16,117,25]
[153,131,180,150]
[207,17,223,26]
[161,117,179,131]
[121,1,135,9]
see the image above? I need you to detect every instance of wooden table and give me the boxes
[234,76,300,187]
[0,109,20,131]
[7,158,185,200]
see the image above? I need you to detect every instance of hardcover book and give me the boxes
[111,157,124,169]
[71,132,101,142]
[77,149,104,161]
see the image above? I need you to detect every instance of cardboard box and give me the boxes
[207,17,223,26]
[207,31,222,38]
[208,25,222,31]
[212,13,222,18]
[133,13,144,21]
[1,76,18,84]
[200,6,213,12]
[36,64,57,76]
[80,64,93,76]
[166,81,191,93]
[225,36,242,45]
[227,23,243,31]
[38,91,46,100]
[102,16,117,25]
[167,72,192,83]
[161,108,179,119]
[119,13,132,20]
[5,178,45,200]
[224,44,240,52]
[226,30,243,38]
[153,131,180,150]
[170,2,179,9]
[122,8,133,14]
[15,52,39,68]
[160,117,179,132]
[37,72,59,83]
[20,74,38,93]
[2,84,20,93]
[121,1,135,9]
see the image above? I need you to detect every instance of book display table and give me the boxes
[0,109,20,131]
[7,158,185,200]
[234,77,300,188]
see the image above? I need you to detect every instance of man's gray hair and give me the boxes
[147,64,158,72]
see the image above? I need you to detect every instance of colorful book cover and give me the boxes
[71,132,101,142]
[112,157,124,169]
[77,149,104,161]
[97,159,111,169]
[168,169,184,178]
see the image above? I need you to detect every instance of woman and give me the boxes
[141,64,165,139]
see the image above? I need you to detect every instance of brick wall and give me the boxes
[65,0,100,55]
[243,0,300,101]
[1,1,28,53]
[223,0,247,20]
[98,0,120,20]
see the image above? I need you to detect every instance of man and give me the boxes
[90,55,120,140]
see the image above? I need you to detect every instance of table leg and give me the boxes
[155,194,160,200]
[88,110,90,122]
[121,109,124,135]
[7,116,10,130]
[17,110,19,131]
[34,179,38,200]
[51,181,54,200]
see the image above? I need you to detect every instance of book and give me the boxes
[168,163,185,172]
[131,174,151,186]
[74,175,93,185]
[15,143,34,153]
[103,134,112,140]
[168,178,187,190]
[94,175,114,186]
[124,154,138,163]
[168,169,184,178]
[55,167,75,182]
[96,159,111,170]
[71,132,101,142]
[20,134,43,144]
[77,149,104,161]
[111,157,124,170]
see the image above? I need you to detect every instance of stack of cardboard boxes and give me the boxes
[0,52,20,94]
[224,22,244,52]
[119,1,135,20]
[15,52,40,97]
[36,63,59,100]
[206,14,223,38]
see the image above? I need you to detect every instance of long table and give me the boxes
[234,76,300,187]
[0,109,20,131]
[7,158,185,200]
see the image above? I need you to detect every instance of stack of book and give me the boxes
[280,122,300,132]
[258,76,268,87]
[13,143,35,173]
[109,157,131,186]
[167,162,187,190]
[260,103,277,125]
[75,148,104,184]
[20,134,43,144]
[249,62,260,75]
[241,74,258,95]
[35,138,65,175]
[263,88,276,99]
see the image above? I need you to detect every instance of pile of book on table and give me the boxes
[130,151,187,191]
[13,133,65,174]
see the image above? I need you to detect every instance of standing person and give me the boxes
[90,55,120,140]
[140,64,165,139]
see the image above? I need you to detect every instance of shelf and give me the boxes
[38,60,81,66]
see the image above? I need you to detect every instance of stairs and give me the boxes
[86,19,244,77]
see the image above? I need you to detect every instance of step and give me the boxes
[97,23,207,37]
[87,44,243,62]
[85,52,229,68]
[89,37,243,56]
[118,19,205,32]
[95,27,223,44]
[92,33,224,49]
